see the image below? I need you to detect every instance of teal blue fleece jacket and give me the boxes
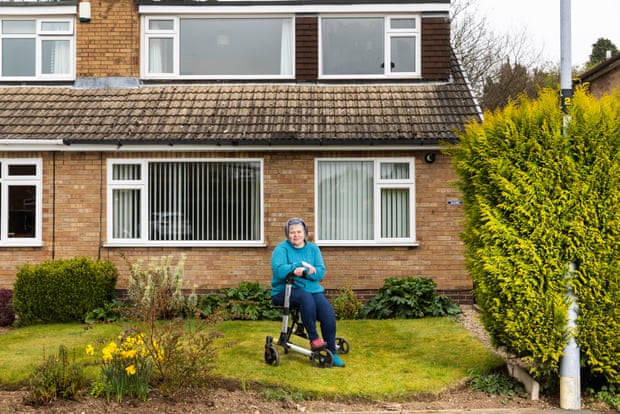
[271,239,326,296]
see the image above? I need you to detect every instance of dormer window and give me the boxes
[0,17,74,80]
[320,15,420,79]
[142,16,294,79]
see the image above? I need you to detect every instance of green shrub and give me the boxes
[587,384,620,411]
[126,255,186,321]
[359,277,462,319]
[219,281,281,321]
[84,298,127,324]
[332,280,363,320]
[196,292,225,318]
[121,255,220,397]
[469,368,526,400]
[448,87,620,385]
[194,282,280,321]
[13,257,118,326]
[26,345,87,405]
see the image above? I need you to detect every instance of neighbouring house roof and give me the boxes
[0,55,481,147]
[578,52,620,87]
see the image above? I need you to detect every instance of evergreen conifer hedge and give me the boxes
[448,88,620,385]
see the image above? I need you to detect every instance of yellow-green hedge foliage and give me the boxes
[449,88,620,385]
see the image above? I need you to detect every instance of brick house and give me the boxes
[578,52,620,98]
[0,0,481,303]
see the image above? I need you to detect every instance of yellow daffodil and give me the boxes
[85,344,95,356]
[120,349,137,359]
[125,364,137,376]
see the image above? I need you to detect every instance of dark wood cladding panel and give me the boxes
[421,16,451,81]
[296,16,319,81]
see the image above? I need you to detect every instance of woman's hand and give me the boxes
[301,261,316,275]
[293,267,306,277]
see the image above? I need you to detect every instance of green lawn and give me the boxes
[0,317,504,400]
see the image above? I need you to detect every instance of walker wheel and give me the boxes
[311,349,333,368]
[335,337,350,354]
[264,338,280,366]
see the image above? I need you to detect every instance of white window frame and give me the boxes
[106,158,265,247]
[319,14,421,80]
[140,14,295,80]
[0,158,43,247]
[315,158,416,246]
[0,16,75,81]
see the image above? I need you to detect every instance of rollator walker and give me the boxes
[264,272,350,368]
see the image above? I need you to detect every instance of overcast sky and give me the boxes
[474,0,620,67]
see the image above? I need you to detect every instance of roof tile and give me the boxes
[0,57,480,146]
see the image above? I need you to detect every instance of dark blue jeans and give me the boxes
[272,289,337,353]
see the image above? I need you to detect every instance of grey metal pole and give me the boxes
[560,0,573,113]
[560,261,581,409]
[559,1,580,409]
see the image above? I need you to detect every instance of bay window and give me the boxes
[0,18,74,80]
[108,159,263,245]
[0,159,42,246]
[316,159,415,245]
[142,16,294,79]
[320,15,420,79]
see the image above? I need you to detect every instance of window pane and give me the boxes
[2,20,35,34]
[42,39,70,74]
[391,36,416,73]
[8,185,36,238]
[8,164,36,176]
[149,38,174,73]
[113,189,141,239]
[381,188,410,238]
[179,18,292,76]
[149,162,261,241]
[318,161,373,240]
[113,164,141,180]
[380,162,410,179]
[2,38,35,76]
[149,19,174,31]
[41,21,70,32]
[390,18,416,30]
[322,18,383,75]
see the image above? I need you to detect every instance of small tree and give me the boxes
[587,37,618,68]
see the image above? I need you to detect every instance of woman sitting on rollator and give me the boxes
[270,217,345,367]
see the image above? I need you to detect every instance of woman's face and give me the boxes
[287,223,306,248]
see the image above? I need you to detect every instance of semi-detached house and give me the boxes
[0,0,481,303]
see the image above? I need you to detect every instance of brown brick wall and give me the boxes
[421,16,451,81]
[587,69,620,98]
[0,151,470,300]
[296,16,319,81]
[76,0,140,77]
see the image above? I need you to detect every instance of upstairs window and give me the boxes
[142,16,294,79]
[0,159,42,246]
[0,17,74,80]
[316,158,416,245]
[320,16,420,79]
[108,159,264,246]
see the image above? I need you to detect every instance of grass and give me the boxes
[0,317,504,400]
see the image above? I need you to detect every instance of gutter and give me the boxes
[0,139,65,151]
